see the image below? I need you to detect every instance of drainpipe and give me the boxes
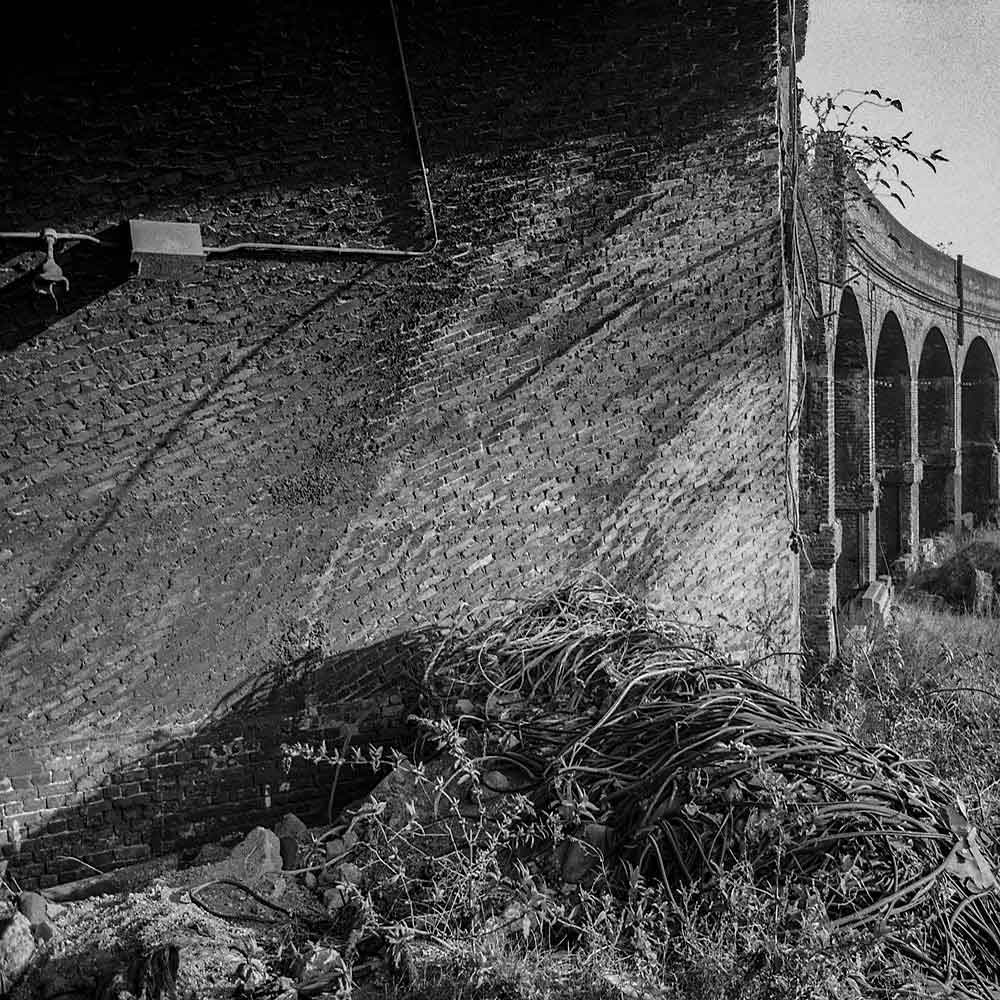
[956,253,965,345]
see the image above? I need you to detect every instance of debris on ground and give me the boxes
[0,912,34,993]
[229,827,284,883]
[3,804,408,1000]
[6,582,1000,999]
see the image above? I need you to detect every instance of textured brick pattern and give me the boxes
[0,0,796,883]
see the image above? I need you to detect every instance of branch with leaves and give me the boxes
[801,86,948,213]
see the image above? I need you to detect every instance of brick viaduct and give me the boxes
[799,191,1000,660]
[0,0,805,886]
[3,0,991,888]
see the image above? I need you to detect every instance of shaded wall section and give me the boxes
[833,288,870,598]
[917,328,954,538]
[0,0,794,884]
[961,337,999,525]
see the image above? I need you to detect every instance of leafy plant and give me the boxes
[801,87,948,212]
[792,84,951,334]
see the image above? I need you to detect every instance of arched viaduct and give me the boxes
[799,197,1000,660]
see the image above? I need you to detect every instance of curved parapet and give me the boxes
[850,199,960,309]
[850,194,1000,326]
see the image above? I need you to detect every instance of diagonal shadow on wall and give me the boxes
[0,625,444,889]
[0,267,375,660]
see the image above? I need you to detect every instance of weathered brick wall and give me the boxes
[0,0,796,884]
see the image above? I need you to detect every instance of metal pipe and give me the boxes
[0,230,118,247]
[204,0,441,260]
[202,241,434,259]
[956,253,965,344]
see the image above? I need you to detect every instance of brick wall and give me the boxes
[0,0,795,884]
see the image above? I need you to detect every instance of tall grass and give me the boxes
[808,591,1000,839]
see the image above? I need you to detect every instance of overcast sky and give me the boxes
[797,0,1000,276]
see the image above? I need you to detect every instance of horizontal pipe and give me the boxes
[1,3,444,268]
[202,0,440,262]
[0,230,118,247]
[203,240,436,259]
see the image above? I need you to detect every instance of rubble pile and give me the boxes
[0,804,412,1000]
[0,744,531,1000]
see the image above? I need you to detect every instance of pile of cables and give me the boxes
[420,579,1000,998]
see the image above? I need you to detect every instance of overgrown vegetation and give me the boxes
[809,563,1000,844]
[12,579,999,1000]
[281,581,1000,1000]
[800,86,948,215]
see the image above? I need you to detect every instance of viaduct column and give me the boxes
[832,288,874,605]
[915,328,957,544]
[904,362,922,568]
[799,322,840,666]
[960,336,1000,527]
[797,135,848,667]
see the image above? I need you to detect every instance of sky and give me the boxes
[797,0,1000,275]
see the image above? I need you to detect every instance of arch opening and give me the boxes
[961,337,999,527]
[917,328,955,538]
[833,288,871,597]
[874,313,910,576]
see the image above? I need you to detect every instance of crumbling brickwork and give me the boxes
[0,0,798,884]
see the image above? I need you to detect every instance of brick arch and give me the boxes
[917,327,955,537]
[874,311,911,574]
[833,285,871,596]
[961,336,1000,526]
